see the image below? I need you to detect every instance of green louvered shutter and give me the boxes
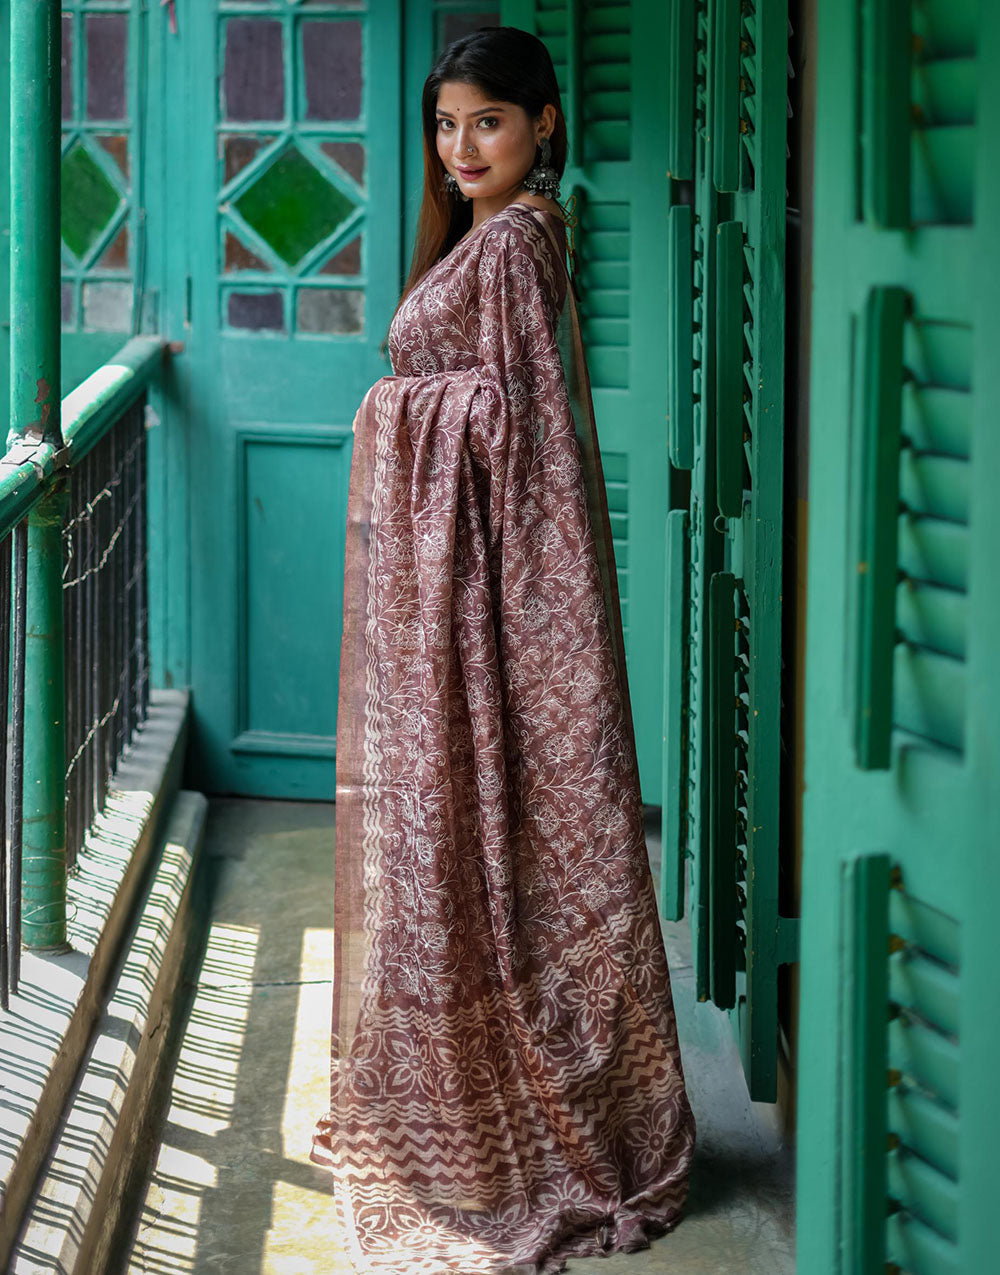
[662,0,796,1102]
[797,2,999,1271]
[504,0,672,804]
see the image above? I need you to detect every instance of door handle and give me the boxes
[661,509,689,921]
[712,0,741,193]
[667,0,695,180]
[840,852,892,1270]
[715,220,745,519]
[709,570,737,1009]
[854,286,907,770]
[668,204,694,470]
[862,0,913,228]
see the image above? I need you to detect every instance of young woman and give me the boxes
[311,26,696,1273]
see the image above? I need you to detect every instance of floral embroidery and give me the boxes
[312,204,695,1274]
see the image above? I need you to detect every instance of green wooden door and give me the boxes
[797,1,999,1270]
[181,1,402,796]
[503,0,672,804]
[658,0,796,1103]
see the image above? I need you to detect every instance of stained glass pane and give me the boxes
[319,235,361,275]
[96,224,129,270]
[61,143,121,260]
[440,13,500,51]
[61,283,75,326]
[320,141,365,186]
[302,20,362,121]
[228,291,285,331]
[223,135,265,184]
[86,13,127,121]
[83,281,132,331]
[225,231,271,273]
[235,146,355,265]
[62,16,73,121]
[96,134,129,182]
[224,19,284,122]
[297,288,364,334]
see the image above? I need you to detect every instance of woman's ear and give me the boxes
[537,102,557,141]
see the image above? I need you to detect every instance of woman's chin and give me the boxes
[467,181,519,203]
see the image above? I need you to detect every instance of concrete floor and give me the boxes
[122,799,795,1275]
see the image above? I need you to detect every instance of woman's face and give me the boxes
[435,80,554,205]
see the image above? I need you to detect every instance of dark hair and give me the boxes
[384,27,567,348]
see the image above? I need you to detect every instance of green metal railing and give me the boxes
[1,0,171,1007]
[1,338,168,1005]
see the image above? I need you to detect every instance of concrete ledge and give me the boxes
[0,689,190,1268]
[10,790,208,1275]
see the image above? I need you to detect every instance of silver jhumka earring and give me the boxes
[443,171,471,202]
[521,136,560,199]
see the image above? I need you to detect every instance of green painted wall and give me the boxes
[797,0,1000,1269]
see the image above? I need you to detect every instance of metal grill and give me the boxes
[63,396,151,873]
[1,394,150,1010]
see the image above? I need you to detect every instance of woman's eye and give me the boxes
[479,116,498,128]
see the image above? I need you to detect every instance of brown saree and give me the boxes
[311,201,695,1273]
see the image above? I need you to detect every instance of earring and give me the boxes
[521,136,560,199]
[443,171,471,202]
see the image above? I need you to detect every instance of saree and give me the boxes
[311,201,695,1273]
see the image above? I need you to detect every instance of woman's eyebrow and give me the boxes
[435,106,507,118]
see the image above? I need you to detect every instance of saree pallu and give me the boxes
[311,202,695,1274]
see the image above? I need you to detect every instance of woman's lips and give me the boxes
[457,165,489,180]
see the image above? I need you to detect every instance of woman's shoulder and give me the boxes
[478,199,566,265]
[491,196,565,237]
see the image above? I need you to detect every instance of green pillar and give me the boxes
[8,0,62,450]
[10,1,68,949]
[22,480,69,949]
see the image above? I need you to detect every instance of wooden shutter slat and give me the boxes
[887,1150,959,1244]
[897,516,968,592]
[889,1016,960,1110]
[892,645,965,754]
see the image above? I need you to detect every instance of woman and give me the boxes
[311,26,696,1274]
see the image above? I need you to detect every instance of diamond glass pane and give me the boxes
[62,15,73,121]
[224,135,265,184]
[61,283,75,325]
[302,20,362,120]
[224,19,284,122]
[61,144,121,260]
[96,225,129,270]
[96,134,130,182]
[320,141,365,186]
[83,281,132,331]
[228,291,285,331]
[225,231,271,273]
[86,13,127,121]
[319,235,361,275]
[297,288,364,333]
[234,146,355,265]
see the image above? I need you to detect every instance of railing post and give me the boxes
[10,0,68,949]
[8,0,63,451]
[22,479,69,949]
